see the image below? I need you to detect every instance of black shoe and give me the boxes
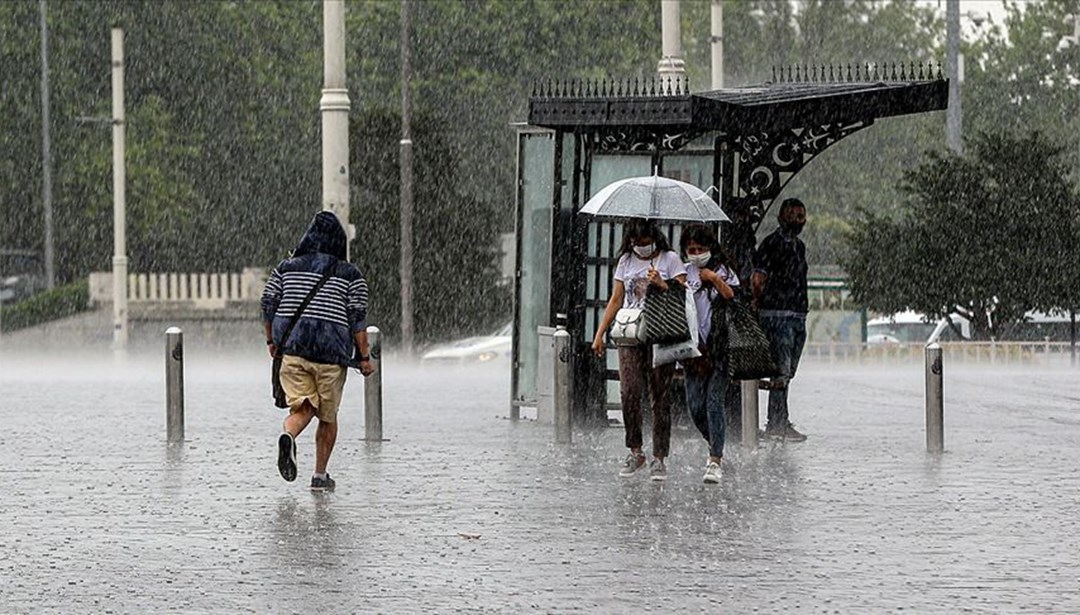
[277,433,297,482]
[764,423,807,442]
[310,473,336,492]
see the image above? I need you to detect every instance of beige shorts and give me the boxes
[279,355,347,423]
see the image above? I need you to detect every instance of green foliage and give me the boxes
[0,280,90,332]
[4,0,1078,341]
[842,130,1080,337]
[348,107,510,344]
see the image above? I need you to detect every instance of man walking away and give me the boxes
[261,211,374,491]
[751,198,809,442]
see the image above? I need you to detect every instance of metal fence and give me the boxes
[803,341,1078,366]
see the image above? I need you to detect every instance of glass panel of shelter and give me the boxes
[513,131,555,405]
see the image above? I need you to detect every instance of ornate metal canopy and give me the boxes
[528,63,948,225]
[529,63,946,136]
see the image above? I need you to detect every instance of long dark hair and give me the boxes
[679,223,730,267]
[618,218,673,258]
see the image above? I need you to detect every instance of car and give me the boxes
[420,322,512,364]
[0,250,44,305]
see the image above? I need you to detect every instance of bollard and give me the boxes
[740,379,759,450]
[925,342,944,453]
[553,328,572,444]
[364,325,383,442]
[165,326,184,444]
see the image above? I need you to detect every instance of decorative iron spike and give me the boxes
[828,64,835,82]
[772,66,777,82]
[647,78,654,96]
[804,63,810,82]
[787,65,793,82]
[899,63,906,80]
[909,62,916,81]
[917,63,925,80]
[795,64,801,83]
[845,64,852,81]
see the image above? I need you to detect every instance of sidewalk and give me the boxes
[1,350,1078,612]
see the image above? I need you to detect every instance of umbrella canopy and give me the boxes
[580,176,729,222]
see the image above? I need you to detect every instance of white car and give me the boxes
[420,322,512,364]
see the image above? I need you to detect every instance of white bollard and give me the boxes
[553,328,572,444]
[741,379,759,450]
[925,342,944,453]
[364,325,383,441]
[165,327,184,444]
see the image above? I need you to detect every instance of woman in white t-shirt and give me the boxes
[680,224,738,484]
[591,218,687,481]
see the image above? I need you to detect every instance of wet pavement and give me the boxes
[1,348,1079,612]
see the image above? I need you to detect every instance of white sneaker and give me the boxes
[649,458,668,482]
[703,461,722,484]
[619,453,646,477]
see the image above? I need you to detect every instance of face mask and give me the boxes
[687,252,711,267]
[783,221,805,236]
[633,243,656,258]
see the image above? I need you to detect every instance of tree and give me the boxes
[349,107,508,344]
[842,130,1080,338]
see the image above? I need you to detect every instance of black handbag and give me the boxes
[724,300,781,380]
[707,294,730,361]
[271,267,335,408]
[643,283,691,345]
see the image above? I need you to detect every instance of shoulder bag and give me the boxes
[271,267,335,409]
[724,300,781,381]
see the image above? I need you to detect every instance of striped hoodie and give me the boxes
[261,211,369,367]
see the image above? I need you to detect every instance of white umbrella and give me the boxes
[579,176,729,222]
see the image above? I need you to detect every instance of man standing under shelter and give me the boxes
[262,211,374,492]
[752,197,809,442]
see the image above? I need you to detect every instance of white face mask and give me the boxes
[632,243,656,258]
[687,252,711,267]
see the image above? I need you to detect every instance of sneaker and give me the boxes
[764,423,808,442]
[277,433,297,482]
[649,458,668,482]
[703,461,722,484]
[618,452,647,477]
[310,473,336,492]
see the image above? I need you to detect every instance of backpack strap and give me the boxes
[274,265,336,358]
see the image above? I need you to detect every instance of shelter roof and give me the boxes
[529,64,947,135]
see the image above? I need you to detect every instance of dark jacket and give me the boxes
[260,212,368,366]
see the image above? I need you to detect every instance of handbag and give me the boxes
[643,283,691,345]
[652,287,702,366]
[724,300,781,380]
[609,307,647,346]
[271,267,336,408]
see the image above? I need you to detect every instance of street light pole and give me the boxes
[657,0,686,90]
[39,0,55,290]
[321,0,352,256]
[710,0,723,90]
[946,0,962,154]
[399,0,415,356]
[111,27,128,352]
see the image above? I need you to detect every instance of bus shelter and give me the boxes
[512,64,948,423]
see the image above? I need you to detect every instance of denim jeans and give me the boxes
[684,356,729,458]
[760,315,807,429]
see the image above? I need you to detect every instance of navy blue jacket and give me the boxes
[261,212,369,367]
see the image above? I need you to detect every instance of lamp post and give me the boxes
[399,0,415,356]
[945,0,962,153]
[657,0,685,89]
[321,0,352,256]
[710,0,723,90]
[39,0,55,291]
[111,27,128,353]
